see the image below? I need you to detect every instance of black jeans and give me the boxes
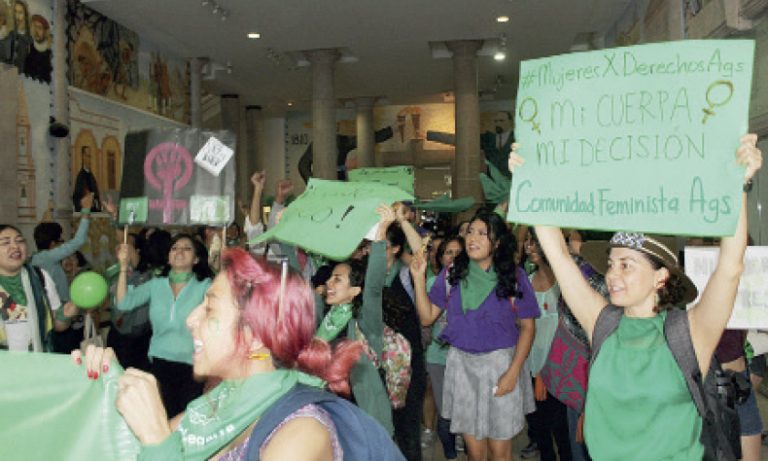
[526,386,572,461]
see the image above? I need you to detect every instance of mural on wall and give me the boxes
[16,82,35,223]
[1,0,53,83]
[285,101,516,192]
[67,1,189,124]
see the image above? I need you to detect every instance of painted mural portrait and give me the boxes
[24,13,51,82]
[10,0,30,73]
[0,1,12,65]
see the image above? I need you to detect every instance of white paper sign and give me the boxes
[190,195,231,224]
[195,136,234,176]
[685,246,768,329]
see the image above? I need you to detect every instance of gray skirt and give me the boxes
[442,346,535,440]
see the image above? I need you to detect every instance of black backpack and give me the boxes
[244,384,405,460]
[590,306,741,461]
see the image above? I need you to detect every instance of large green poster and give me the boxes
[253,179,413,260]
[348,166,415,195]
[507,40,754,236]
[0,351,140,460]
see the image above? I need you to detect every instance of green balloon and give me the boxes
[69,271,109,309]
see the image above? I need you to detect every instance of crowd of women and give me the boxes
[0,132,764,460]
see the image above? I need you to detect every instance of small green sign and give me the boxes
[190,195,231,225]
[118,197,148,224]
[348,166,415,195]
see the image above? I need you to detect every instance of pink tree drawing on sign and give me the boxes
[144,142,193,224]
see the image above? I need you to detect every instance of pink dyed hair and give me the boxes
[221,248,361,395]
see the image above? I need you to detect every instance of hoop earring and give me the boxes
[249,352,270,361]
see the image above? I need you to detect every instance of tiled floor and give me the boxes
[422,385,768,460]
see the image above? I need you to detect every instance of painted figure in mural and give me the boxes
[112,39,135,100]
[23,14,51,83]
[10,0,30,74]
[479,111,516,177]
[297,123,394,184]
[0,1,13,65]
[426,110,516,178]
[72,146,102,213]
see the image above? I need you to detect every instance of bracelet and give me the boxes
[743,180,753,193]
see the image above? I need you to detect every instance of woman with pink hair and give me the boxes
[74,248,388,460]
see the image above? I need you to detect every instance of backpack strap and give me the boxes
[663,308,707,418]
[588,304,622,370]
[245,384,337,461]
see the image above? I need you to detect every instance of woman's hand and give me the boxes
[116,243,130,270]
[116,368,173,445]
[494,366,520,397]
[737,134,762,183]
[71,344,116,380]
[508,143,524,174]
[409,252,427,280]
[377,204,396,226]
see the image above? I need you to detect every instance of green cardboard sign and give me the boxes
[252,178,413,260]
[348,166,415,195]
[507,40,754,236]
[0,351,140,460]
[118,197,148,224]
[190,195,231,225]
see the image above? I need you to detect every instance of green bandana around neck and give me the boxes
[0,273,27,306]
[460,260,498,313]
[316,303,354,342]
[175,369,325,460]
[168,271,193,284]
[385,260,402,288]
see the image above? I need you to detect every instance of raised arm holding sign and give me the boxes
[505,39,762,461]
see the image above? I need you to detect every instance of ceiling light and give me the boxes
[212,3,220,14]
[247,32,261,39]
[220,11,228,21]
[494,51,506,61]
[201,0,209,5]
[496,16,509,23]
[287,102,294,106]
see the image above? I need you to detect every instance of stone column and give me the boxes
[448,41,483,218]
[189,58,206,128]
[245,105,262,172]
[220,94,244,217]
[306,49,339,180]
[355,97,375,168]
[52,0,70,218]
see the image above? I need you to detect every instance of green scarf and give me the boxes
[168,271,193,284]
[0,273,26,306]
[316,303,354,342]
[159,369,325,460]
[460,260,498,313]
[385,260,402,288]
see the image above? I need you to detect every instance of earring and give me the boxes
[655,292,660,307]
[248,352,270,361]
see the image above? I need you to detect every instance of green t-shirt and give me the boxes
[585,312,703,460]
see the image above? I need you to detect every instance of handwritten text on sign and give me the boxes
[252,178,412,261]
[685,246,768,329]
[508,40,754,236]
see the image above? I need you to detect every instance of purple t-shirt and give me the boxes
[428,266,539,353]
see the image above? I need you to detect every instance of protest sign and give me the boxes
[118,196,148,224]
[252,178,412,260]
[348,166,415,195]
[121,128,236,226]
[508,40,754,236]
[0,351,140,460]
[684,246,768,329]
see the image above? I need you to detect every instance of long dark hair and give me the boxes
[449,211,520,299]
[331,257,367,318]
[160,233,214,281]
